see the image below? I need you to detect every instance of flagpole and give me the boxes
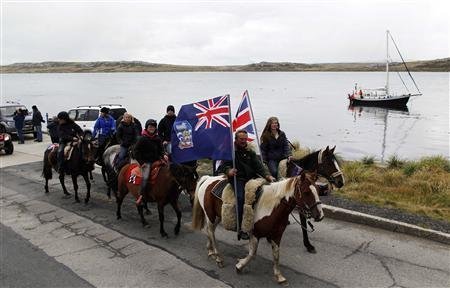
[246,90,264,164]
[228,94,240,239]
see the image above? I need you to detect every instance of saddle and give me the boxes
[219,178,267,233]
[126,160,165,186]
[46,140,80,161]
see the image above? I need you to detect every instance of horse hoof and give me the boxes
[84,199,89,204]
[306,246,317,254]
[275,276,288,286]
[217,261,224,268]
[64,192,71,196]
[161,233,169,239]
[145,210,152,215]
[75,198,80,203]
[235,266,242,274]
[174,227,180,235]
[62,194,71,199]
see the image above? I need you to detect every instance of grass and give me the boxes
[336,155,450,222]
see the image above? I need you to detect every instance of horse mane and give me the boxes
[293,150,320,170]
[254,177,297,222]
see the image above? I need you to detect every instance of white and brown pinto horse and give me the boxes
[191,172,323,284]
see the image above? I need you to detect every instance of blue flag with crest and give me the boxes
[171,95,233,163]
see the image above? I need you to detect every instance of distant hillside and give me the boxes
[1,58,448,73]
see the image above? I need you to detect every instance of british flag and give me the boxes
[194,95,230,131]
[232,90,256,142]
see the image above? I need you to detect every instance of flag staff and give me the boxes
[245,90,264,164]
[228,94,240,239]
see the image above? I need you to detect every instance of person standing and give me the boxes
[217,130,275,240]
[158,105,176,156]
[32,105,45,142]
[13,108,25,144]
[260,117,292,179]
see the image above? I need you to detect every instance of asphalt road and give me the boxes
[1,140,449,287]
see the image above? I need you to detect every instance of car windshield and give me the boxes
[0,106,27,116]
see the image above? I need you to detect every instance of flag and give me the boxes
[171,95,233,163]
[232,90,256,141]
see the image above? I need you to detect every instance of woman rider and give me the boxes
[115,112,138,169]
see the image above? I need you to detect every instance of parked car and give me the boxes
[67,104,127,133]
[0,127,14,154]
[0,103,34,136]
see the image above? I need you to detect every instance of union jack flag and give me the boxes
[232,90,256,142]
[194,95,230,131]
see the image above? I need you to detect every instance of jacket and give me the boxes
[57,121,83,143]
[158,115,176,142]
[116,121,138,148]
[217,144,269,182]
[133,130,164,163]
[260,131,292,162]
[93,115,115,138]
[13,113,25,130]
[32,110,44,126]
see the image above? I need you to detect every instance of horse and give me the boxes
[116,162,198,238]
[43,132,98,203]
[191,171,323,285]
[101,144,122,198]
[96,134,118,183]
[281,146,344,253]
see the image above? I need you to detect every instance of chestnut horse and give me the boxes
[283,146,345,253]
[43,132,98,203]
[191,172,323,284]
[116,163,198,238]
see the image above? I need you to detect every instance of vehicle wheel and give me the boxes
[4,141,14,155]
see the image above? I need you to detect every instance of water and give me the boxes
[2,72,448,161]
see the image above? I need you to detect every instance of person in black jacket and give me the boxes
[32,105,45,142]
[56,111,83,172]
[47,116,59,143]
[260,117,292,179]
[115,112,138,169]
[13,108,26,144]
[134,119,167,205]
[158,105,176,156]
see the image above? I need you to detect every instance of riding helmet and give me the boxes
[145,119,157,129]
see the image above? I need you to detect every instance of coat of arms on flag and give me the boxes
[171,95,233,163]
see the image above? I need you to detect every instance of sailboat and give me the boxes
[348,30,422,108]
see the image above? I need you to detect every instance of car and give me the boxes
[0,102,34,136]
[67,104,127,133]
[0,132,14,154]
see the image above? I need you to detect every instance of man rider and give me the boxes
[93,107,116,161]
[56,111,83,173]
[133,119,168,205]
[217,130,275,240]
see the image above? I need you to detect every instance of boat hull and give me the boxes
[349,95,411,108]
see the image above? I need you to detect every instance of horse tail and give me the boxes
[42,150,52,180]
[116,163,129,199]
[191,177,208,230]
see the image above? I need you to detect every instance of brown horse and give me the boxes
[43,132,98,203]
[191,172,323,285]
[116,162,198,238]
[282,146,345,253]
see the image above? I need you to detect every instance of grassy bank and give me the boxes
[198,143,450,223]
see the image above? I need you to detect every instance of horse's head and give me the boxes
[294,172,324,222]
[81,132,98,165]
[170,164,199,206]
[317,146,345,188]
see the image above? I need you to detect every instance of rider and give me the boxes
[93,107,116,161]
[260,116,292,179]
[134,119,168,205]
[56,111,83,173]
[158,105,176,157]
[217,130,275,240]
[115,112,138,169]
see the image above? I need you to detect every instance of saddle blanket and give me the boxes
[46,143,76,160]
[126,161,164,186]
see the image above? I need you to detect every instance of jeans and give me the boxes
[267,159,280,179]
[116,145,129,167]
[17,128,24,143]
[34,125,42,141]
[139,162,152,197]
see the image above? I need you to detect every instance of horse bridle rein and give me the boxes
[317,149,343,185]
[290,176,322,231]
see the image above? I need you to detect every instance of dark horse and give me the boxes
[281,146,345,253]
[43,132,98,203]
[192,172,323,284]
[116,163,198,238]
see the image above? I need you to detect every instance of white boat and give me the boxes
[348,30,422,108]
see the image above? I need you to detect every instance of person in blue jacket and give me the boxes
[93,107,116,147]
[13,108,26,144]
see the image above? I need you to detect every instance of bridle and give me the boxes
[290,176,322,232]
[317,149,344,185]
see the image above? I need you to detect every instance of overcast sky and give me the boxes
[1,0,449,65]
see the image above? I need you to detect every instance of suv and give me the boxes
[68,104,127,132]
[0,103,34,135]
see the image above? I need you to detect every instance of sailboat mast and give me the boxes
[386,30,389,96]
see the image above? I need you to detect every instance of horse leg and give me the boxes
[170,200,182,235]
[44,177,49,193]
[236,234,259,273]
[301,214,316,253]
[270,240,287,285]
[116,193,124,220]
[144,201,151,215]
[82,173,91,204]
[89,171,93,181]
[72,175,80,203]
[101,167,111,199]
[59,172,71,196]
[206,221,223,268]
[137,204,150,227]
[157,203,168,238]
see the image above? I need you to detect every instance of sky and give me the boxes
[1,0,449,65]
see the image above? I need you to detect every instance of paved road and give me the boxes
[1,138,449,287]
